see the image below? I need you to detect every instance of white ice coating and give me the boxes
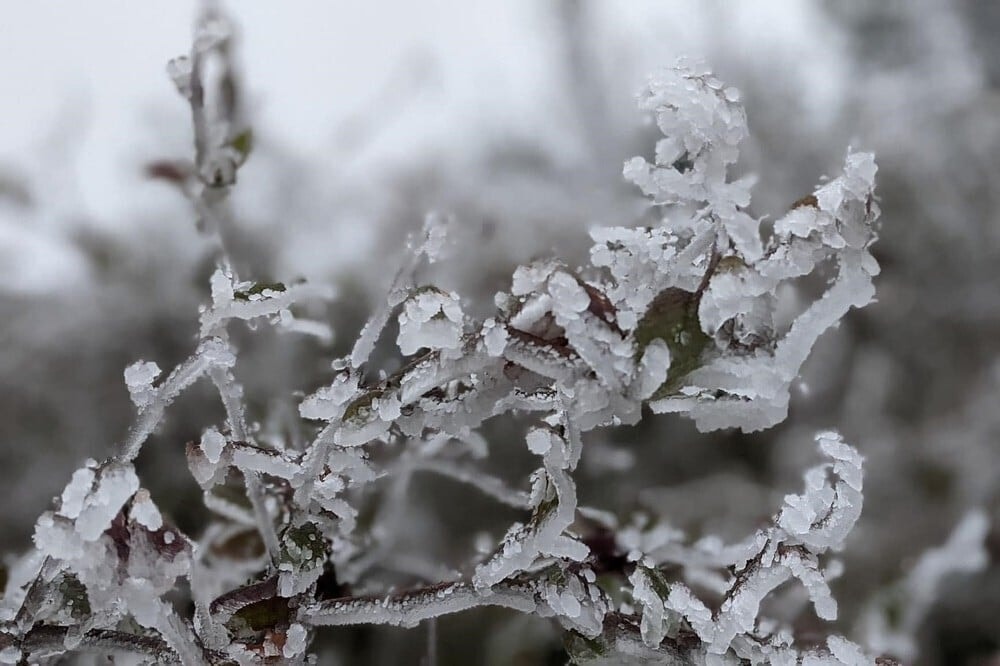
[200,427,226,465]
[397,288,465,356]
[481,317,509,357]
[200,266,335,338]
[131,489,164,531]
[123,361,162,410]
[8,56,887,665]
[58,464,97,520]
[648,432,865,657]
[73,463,140,542]
[629,563,673,648]
[283,622,308,658]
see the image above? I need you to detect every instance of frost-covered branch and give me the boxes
[625,432,866,663]
[1,625,178,663]
[0,14,890,664]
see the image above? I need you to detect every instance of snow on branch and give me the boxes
[0,21,891,664]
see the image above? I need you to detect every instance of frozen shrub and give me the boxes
[0,7,910,665]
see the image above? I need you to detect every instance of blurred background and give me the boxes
[2,1,1000,663]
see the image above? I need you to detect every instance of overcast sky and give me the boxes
[0,1,840,217]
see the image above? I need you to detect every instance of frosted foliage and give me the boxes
[473,426,588,589]
[2,37,891,666]
[397,288,464,356]
[623,433,870,662]
[603,61,881,432]
[629,563,676,647]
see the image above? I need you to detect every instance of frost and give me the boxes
[397,287,464,355]
[283,622,308,658]
[481,317,509,357]
[2,37,893,666]
[526,428,553,455]
[131,489,164,531]
[635,339,672,400]
[548,272,591,314]
[199,267,335,339]
[620,432,867,661]
[826,636,869,666]
[200,427,227,465]
[124,361,161,409]
[58,464,96,520]
[73,463,140,541]
[629,563,676,647]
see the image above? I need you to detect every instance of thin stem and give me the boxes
[208,365,282,564]
[12,626,179,663]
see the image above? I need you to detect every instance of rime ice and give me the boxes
[1,52,891,666]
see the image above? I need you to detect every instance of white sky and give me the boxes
[0,1,843,292]
[0,1,559,220]
[0,1,840,212]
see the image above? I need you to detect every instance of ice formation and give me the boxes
[0,30,889,665]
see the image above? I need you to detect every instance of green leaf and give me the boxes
[228,595,291,634]
[210,481,253,510]
[634,287,710,399]
[279,522,326,569]
[342,388,384,425]
[639,564,671,601]
[229,128,254,162]
[55,572,91,619]
[564,629,610,660]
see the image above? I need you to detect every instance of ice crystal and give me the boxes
[397,287,465,356]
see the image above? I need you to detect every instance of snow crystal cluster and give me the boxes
[624,432,867,664]
[1,24,891,666]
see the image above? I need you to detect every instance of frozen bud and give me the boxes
[124,361,161,410]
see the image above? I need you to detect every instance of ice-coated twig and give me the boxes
[167,4,249,266]
[200,278,335,338]
[307,581,536,629]
[400,458,530,510]
[3,625,180,663]
[627,432,868,661]
[119,338,234,461]
[207,365,281,564]
[349,214,449,370]
[3,43,891,665]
